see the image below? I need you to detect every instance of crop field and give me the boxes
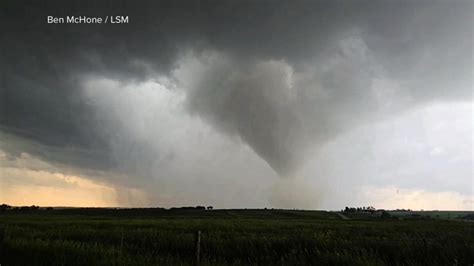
[0,209,472,265]
[389,210,473,220]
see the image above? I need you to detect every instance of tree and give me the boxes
[0,204,11,211]
[381,211,391,219]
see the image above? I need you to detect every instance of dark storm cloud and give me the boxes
[0,0,472,178]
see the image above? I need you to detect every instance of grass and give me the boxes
[389,210,473,219]
[0,209,472,265]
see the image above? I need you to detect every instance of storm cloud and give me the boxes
[1,0,472,207]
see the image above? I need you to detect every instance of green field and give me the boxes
[0,209,472,265]
[389,210,474,220]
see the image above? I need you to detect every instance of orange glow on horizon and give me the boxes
[0,167,118,207]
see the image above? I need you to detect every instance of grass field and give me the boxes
[389,210,473,220]
[0,208,472,265]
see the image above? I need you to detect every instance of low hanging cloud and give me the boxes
[80,76,277,207]
[173,37,397,176]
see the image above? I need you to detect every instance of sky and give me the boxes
[0,0,472,210]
